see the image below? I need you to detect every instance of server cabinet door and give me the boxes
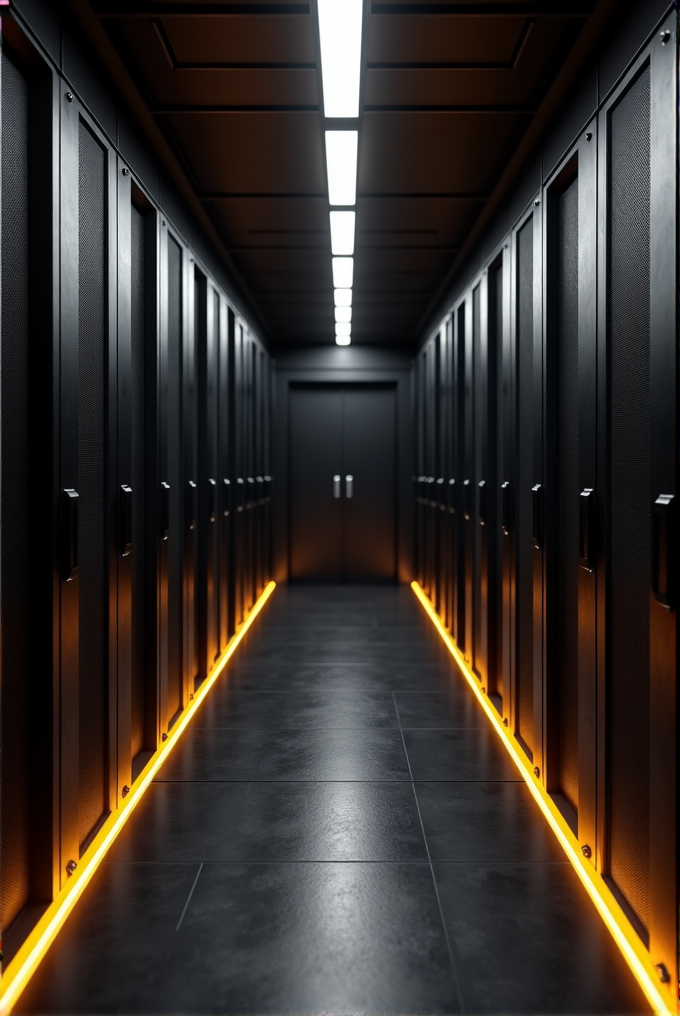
[219,303,232,648]
[462,293,474,663]
[196,273,219,682]
[498,244,513,720]
[443,317,456,634]
[435,327,447,617]
[512,203,543,766]
[59,96,118,875]
[453,303,466,648]
[184,261,197,695]
[543,125,597,847]
[597,20,677,997]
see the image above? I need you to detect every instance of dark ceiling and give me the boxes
[92,0,596,346]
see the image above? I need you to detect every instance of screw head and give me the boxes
[122,785,130,797]
[66,859,77,874]
[581,843,592,859]
[503,717,509,727]
[122,167,130,176]
[161,732,168,741]
[660,30,671,46]
[533,766,540,778]
[162,219,166,227]
[481,686,486,694]
[65,91,73,103]
[586,131,593,141]
[189,693,194,701]
[534,199,540,206]
[654,962,670,983]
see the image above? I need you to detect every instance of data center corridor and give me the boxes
[16,586,648,1016]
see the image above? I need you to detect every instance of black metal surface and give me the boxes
[607,63,651,933]
[77,119,108,849]
[130,202,145,760]
[556,175,579,814]
[167,234,183,722]
[1,48,31,933]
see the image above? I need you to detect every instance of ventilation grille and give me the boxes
[78,121,108,849]
[607,64,651,932]
[557,176,579,813]
[1,50,30,932]
[130,205,145,759]
[167,236,183,722]
[516,216,534,757]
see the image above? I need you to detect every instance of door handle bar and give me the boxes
[346,475,353,499]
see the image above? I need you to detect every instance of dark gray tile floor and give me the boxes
[17,585,650,1015]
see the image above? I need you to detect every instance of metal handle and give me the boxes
[436,477,445,510]
[463,479,471,520]
[501,481,511,535]
[333,474,341,498]
[223,478,231,517]
[208,478,217,522]
[187,480,197,531]
[346,474,353,499]
[236,477,244,512]
[62,488,79,581]
[532,484,542,550]
[653,494,674,609]
[579,488,595,572]
[448,478,455,514]
[119,484,133,557]
[478,480,486,526]
[160,482,170,540]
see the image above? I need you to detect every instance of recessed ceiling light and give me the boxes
[330,211,355,256]
[335,321,351,337]
[317,0,363,119]
[334,288,353,307]
[335,334,351,346]
[325,131,358,206]
[332,257,353,288]
[335,306,352,323]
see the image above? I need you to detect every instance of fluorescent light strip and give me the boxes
[336,335,351,346]
[317,0,363,118]
[330,211,355,256]
[325,131,358,206]
[0,582,277,1016]
[335,306,352,324]
[332,257,353,289]
[334,288,352,307]
[335,322,351,337]
[411,581,672,1016]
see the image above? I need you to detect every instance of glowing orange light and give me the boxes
[0,581,276,1016]
[411,581,671,1016]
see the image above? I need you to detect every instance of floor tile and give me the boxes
[433,861,650,1014]
[404,728,520,781]
[157,727,411,782]
[395,688,483,728]
[416,781,565,861]
[196,686,399,728]
[174,862,460,1014]
[17,862,202,1014]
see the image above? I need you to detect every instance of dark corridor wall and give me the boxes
[411,3,678,1008]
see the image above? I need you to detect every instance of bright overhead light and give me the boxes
[330,211,355,255]
[335,306,352,323]
[317,0,363,118]
[336,334,351,346]
[334,288,352,307]
[335,322,351,337]
[332,257,353,288]
[325,131,358,206]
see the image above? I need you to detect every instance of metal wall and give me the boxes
[0,5,273,965]
[412,8,677,1008]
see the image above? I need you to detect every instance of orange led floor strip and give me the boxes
[411,581,672,1016]
[0,580,276,1016]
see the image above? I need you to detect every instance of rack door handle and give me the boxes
[463,479,471,520]
[119,485,133,557]
[532,484,543,550]
[501,481,512,535]
[160,482,170,541]
[579,488,595,572]
[187,480,197,531]
[478,480,486,526]
[62,488,79,581]
[333,474,341,499]
[346,474,353,499]
[653,494,674,610]
[208,478,217,522]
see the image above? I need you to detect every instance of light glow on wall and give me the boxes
[330,211,355,256]
[411,581,673,1016]
[317,0,363,118]
[332,257,353,289]
[334,288,353,307]
[0,582,277,1016]
[325,131,358,206]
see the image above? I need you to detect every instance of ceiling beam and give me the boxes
[94,3,311,15]
[152,104,319,113]
[371,2,593,15]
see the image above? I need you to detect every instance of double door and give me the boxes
[289,384,396,582]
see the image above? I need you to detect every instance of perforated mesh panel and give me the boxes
[1,50,31,931]
[78,121,108,848]
[557,177,579,812]
[472,285,482,675]
[167,236,183,722]
[516,216,534,757]
[130,205,145,759]
[607,65,651,932]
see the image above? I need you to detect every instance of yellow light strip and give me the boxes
[0,580,276,1016]
[411,581,672,1016]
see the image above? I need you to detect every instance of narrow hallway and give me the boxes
[18,587,648,1016]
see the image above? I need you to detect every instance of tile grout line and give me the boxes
[392,691,467,1016]
[176,862,204,931]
